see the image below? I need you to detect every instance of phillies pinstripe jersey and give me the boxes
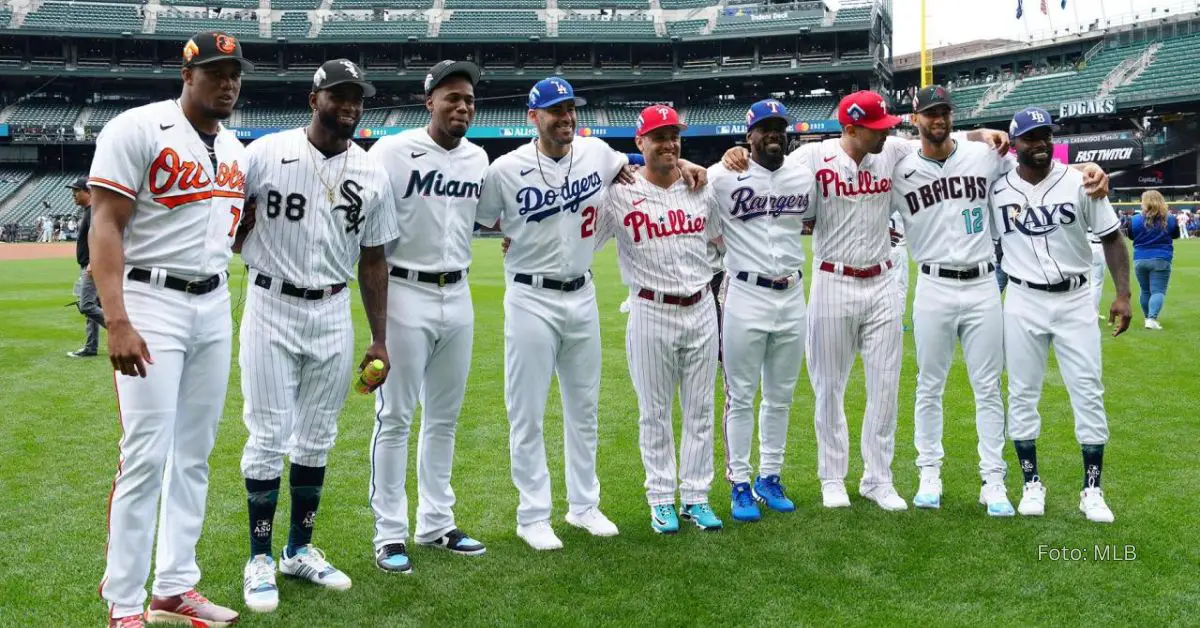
[88,99,247,277]
[240,127,400,287]
[368,128,489,272]
[707,159,814,276]
[989,161,1120,282]
[594,173,722,295]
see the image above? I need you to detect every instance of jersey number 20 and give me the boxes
[961,207,984,235]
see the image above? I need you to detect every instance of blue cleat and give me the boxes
[730,482,762,522]
[681,503,723,531]
[375,543,412,574]
[753,475,797,513]
[650,504,679,534]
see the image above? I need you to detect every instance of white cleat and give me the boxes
[279,545,352,591]
[243,554,279,613]
[979,482,1016,517]
[821,483,851,508]
[1079,487,1115,523]
[1145,318,1163,330]
[565,507,619,537]
[861,484,908,511]
[912,474,942,509]
[1018,481,1046,516]
[517,520,564,551]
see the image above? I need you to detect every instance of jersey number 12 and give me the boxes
[961,207,984,235]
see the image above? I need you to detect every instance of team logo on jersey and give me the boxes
[148,147,245,209]
[997,202,1078,236]
[814,169,891,198]
[516,172,604,223]
[902,176,989,214]
[402,169,481,200]
[331,179,365,234]
[624,209,705,244]
[728,187,809,221]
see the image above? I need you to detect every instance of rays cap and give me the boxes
[423,60,480,96]
[745,99,793,130]
[636,105,687,137]
[1009,106,1060,137]
[66,176,89,190]
[913,85,953,113]
[181,31,253,71]
[312,59,376,98]
[527,78,587,110]
[836,90,901,130]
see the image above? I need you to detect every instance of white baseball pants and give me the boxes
[890,246,909,314]
[1091,242,1106,315]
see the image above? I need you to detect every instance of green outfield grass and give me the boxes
[2,239,1198,626]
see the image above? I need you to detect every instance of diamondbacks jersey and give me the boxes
[594,173,721,295]
[707,159,815,276]
[88,99,247,278]
[989,161,1120,282]
[368,128,489,272]
[240,128,399,287]
[476,136,627,280]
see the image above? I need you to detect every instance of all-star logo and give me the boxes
[253,519,272,538]
[847,103,867,121]
[302,511,316,528]
[1021,460,1034,473]
[1086,465,1100,488]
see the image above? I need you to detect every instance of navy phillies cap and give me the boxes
[424,60,480,96]
[1009,106,1060,137]
[313,59,376,98]
[527,77,587,109]
[182,31,253,71]
[913,85,953,113]
[745,98,793,129]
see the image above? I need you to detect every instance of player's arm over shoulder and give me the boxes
[476,157,513,229]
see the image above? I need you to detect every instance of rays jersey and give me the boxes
[707,160,815,276]
[241,128,399,287]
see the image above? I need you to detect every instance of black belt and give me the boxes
[253,273,346,300]
[390,266,467,287]
[920,263,995,280]
[1009,274,1088,293]
[735,271,802,290]
[514,273,589,292]
[127,268,223,295]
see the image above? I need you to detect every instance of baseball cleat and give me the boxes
[243,554,279,613]
[279,545,352,591]
[565,507,619,537]
[913,474,942,509]
[1018,480,1046,516]
[67,349,98,358]
[680,503,723,531]
[978,482,1016,517]
[1144,318,1162,330]
[821,482,852,508]
[517,520,563,550]
[145,589,238,627]
[1079,487,1115,523]
[109,615,145,628]
[861,485,908,511]
[753,475,796,513]
[418,528,487,556]
[650,504,680,534]
[730,482,761,522]
[375,543,412,574]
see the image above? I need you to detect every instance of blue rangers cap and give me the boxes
[1009,106,1060,138]
[745,98,793,129]
[527,77,587,109]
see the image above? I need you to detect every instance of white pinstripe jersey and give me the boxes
[594,173,722,295]
[989,161,1120,282]
[368,128,489,272]
[241,127,400,288]
[88,99,247,278]
[708,159,815,277]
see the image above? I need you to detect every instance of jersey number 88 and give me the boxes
[265,190,307,222]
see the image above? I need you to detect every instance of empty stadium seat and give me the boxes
[659,0,716,9]
[6,101,82,127]
[319,15,428,38]
[275,12,312,38]
[559,15,655,38]
[982,41,1149,114]
[156,15,262,37]
[334,0,432,8]
[471,107,529,127]
[440,11,544,38]
[445,0,544,7]
[559,0,648,8]
[161,0,258,7]
[0,172,85,228]
[0,168,35,209]
[833,5,871,24]
[714,12,820,34]
[238,107,311,128]
[271,0,322,9]
[1112,33,1200,102]
[666,19,706,36]
[24,2,144,33]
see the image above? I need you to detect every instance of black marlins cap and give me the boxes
[423,60,480,96]
[312,59,376,98]
[913,84,953,113]
[182,31,253,71]
[66,176,89,190]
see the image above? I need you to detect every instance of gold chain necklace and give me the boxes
[306,130,350,203]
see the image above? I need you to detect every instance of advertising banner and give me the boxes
[1064,132,1142,169]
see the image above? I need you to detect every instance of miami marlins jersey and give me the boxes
[595,173,722,295]
[368,128,489,272]
[989,161,1120,282]
[476,136,627,280]
[240,127,399,287]
[88,99,247,278]
[707,159,815,276]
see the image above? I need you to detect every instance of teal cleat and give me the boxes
[650,504,679,534]
[681,503,723,531]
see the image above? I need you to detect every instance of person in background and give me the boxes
[67,176,106,358]
[1128,190,1178,330]
[1178,210,1191,239]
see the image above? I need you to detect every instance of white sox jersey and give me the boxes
[241,128,400,286]
[708,160,815,276]
[990,161,1120,283]
[477,136,627,279]
[88,99,247,277]
[368,128,489,271]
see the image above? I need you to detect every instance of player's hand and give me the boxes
[614,164,638,185]
[680,161,708,190]
[501,237,512,256]
[1080,163,1110,199]
[1108,295,1132,337]
[107,319,153,378]
[359,341,390,390]
[980,129,1010,156]
[721,146,750,172]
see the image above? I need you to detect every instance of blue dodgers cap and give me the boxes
[527,77,587,109]
[745,98,793,130]
[1009,107,1060,138]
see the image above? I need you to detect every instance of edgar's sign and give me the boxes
[1059,98,1116,119]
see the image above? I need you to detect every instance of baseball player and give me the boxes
[990,107,1131,523]
[66,175,107,358]
[476,77,707,550]
[366,60,489,574]
[233,59,398,612]
[708,99,814,522]
[594,105,724,533]
[88,31,248,628]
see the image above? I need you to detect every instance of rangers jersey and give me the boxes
[707,159,815,276]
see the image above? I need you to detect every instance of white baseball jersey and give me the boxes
[990,161,1121,282]
[888,211,906,247]
[88,99,247,278]
[241,128,399,287]
[707,159,815,276]
[477,136,627,279]
[369,128,489,272]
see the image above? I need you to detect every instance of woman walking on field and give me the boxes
[1126,191,1179,330]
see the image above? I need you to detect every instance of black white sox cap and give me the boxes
[312,59,376,98]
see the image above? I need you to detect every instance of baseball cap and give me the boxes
[745,98,793,130]
[913,85,953,113]
[636,105,687,137]
[181,31,253,71]
[312,59,375,98]
[424,60,480,96]
[1009,107,1060,137]
[836,90,901,130]
[527,78,587,110]
[66,176,89,190]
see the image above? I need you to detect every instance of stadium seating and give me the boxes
[659,0,717,9]
[271,0,321,9]
[784,97,835,119]
[156,15,263,37]
[444,0,544,7]
[559,0,648,8]
[471,107,529,127]
[833,5,871,24]
[683,102,745,124]
[666,19,706,36]
[947,83,992,114]
[981,41,1149,114]
[1112,32,1200,102]
[334,0,432,8]
[162,0,258,6]
[238,107,311,128]
[5,101,82,127]
[0,168,35,208]
[714,12,820,34]
[319,14,428,38]
[85,102,140,129]
[559,14,656,38]
[606,105,642,126]
[0,172,83,228]
[388,107,429,128]
[440,11,544,39]
[359,108,390,127]
[275,12,312,39]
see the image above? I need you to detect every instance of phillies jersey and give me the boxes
[369,128,489,272]
[989,161,1121,282]
[595,173,721,295]
[88,99,247,278]
[476,136,627,280]
[240,128,399,287]
[708,159,815,277]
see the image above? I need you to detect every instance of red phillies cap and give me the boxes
[636,104,687,137]
[837,90,901,130]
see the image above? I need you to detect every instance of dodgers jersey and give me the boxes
[595,173,722,295]
[240,127,400,287]
[708,159,815,277]
[89,99,247,278]
[989,161,1120,282]
[368,128,489,272]
[476,136,627,280]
